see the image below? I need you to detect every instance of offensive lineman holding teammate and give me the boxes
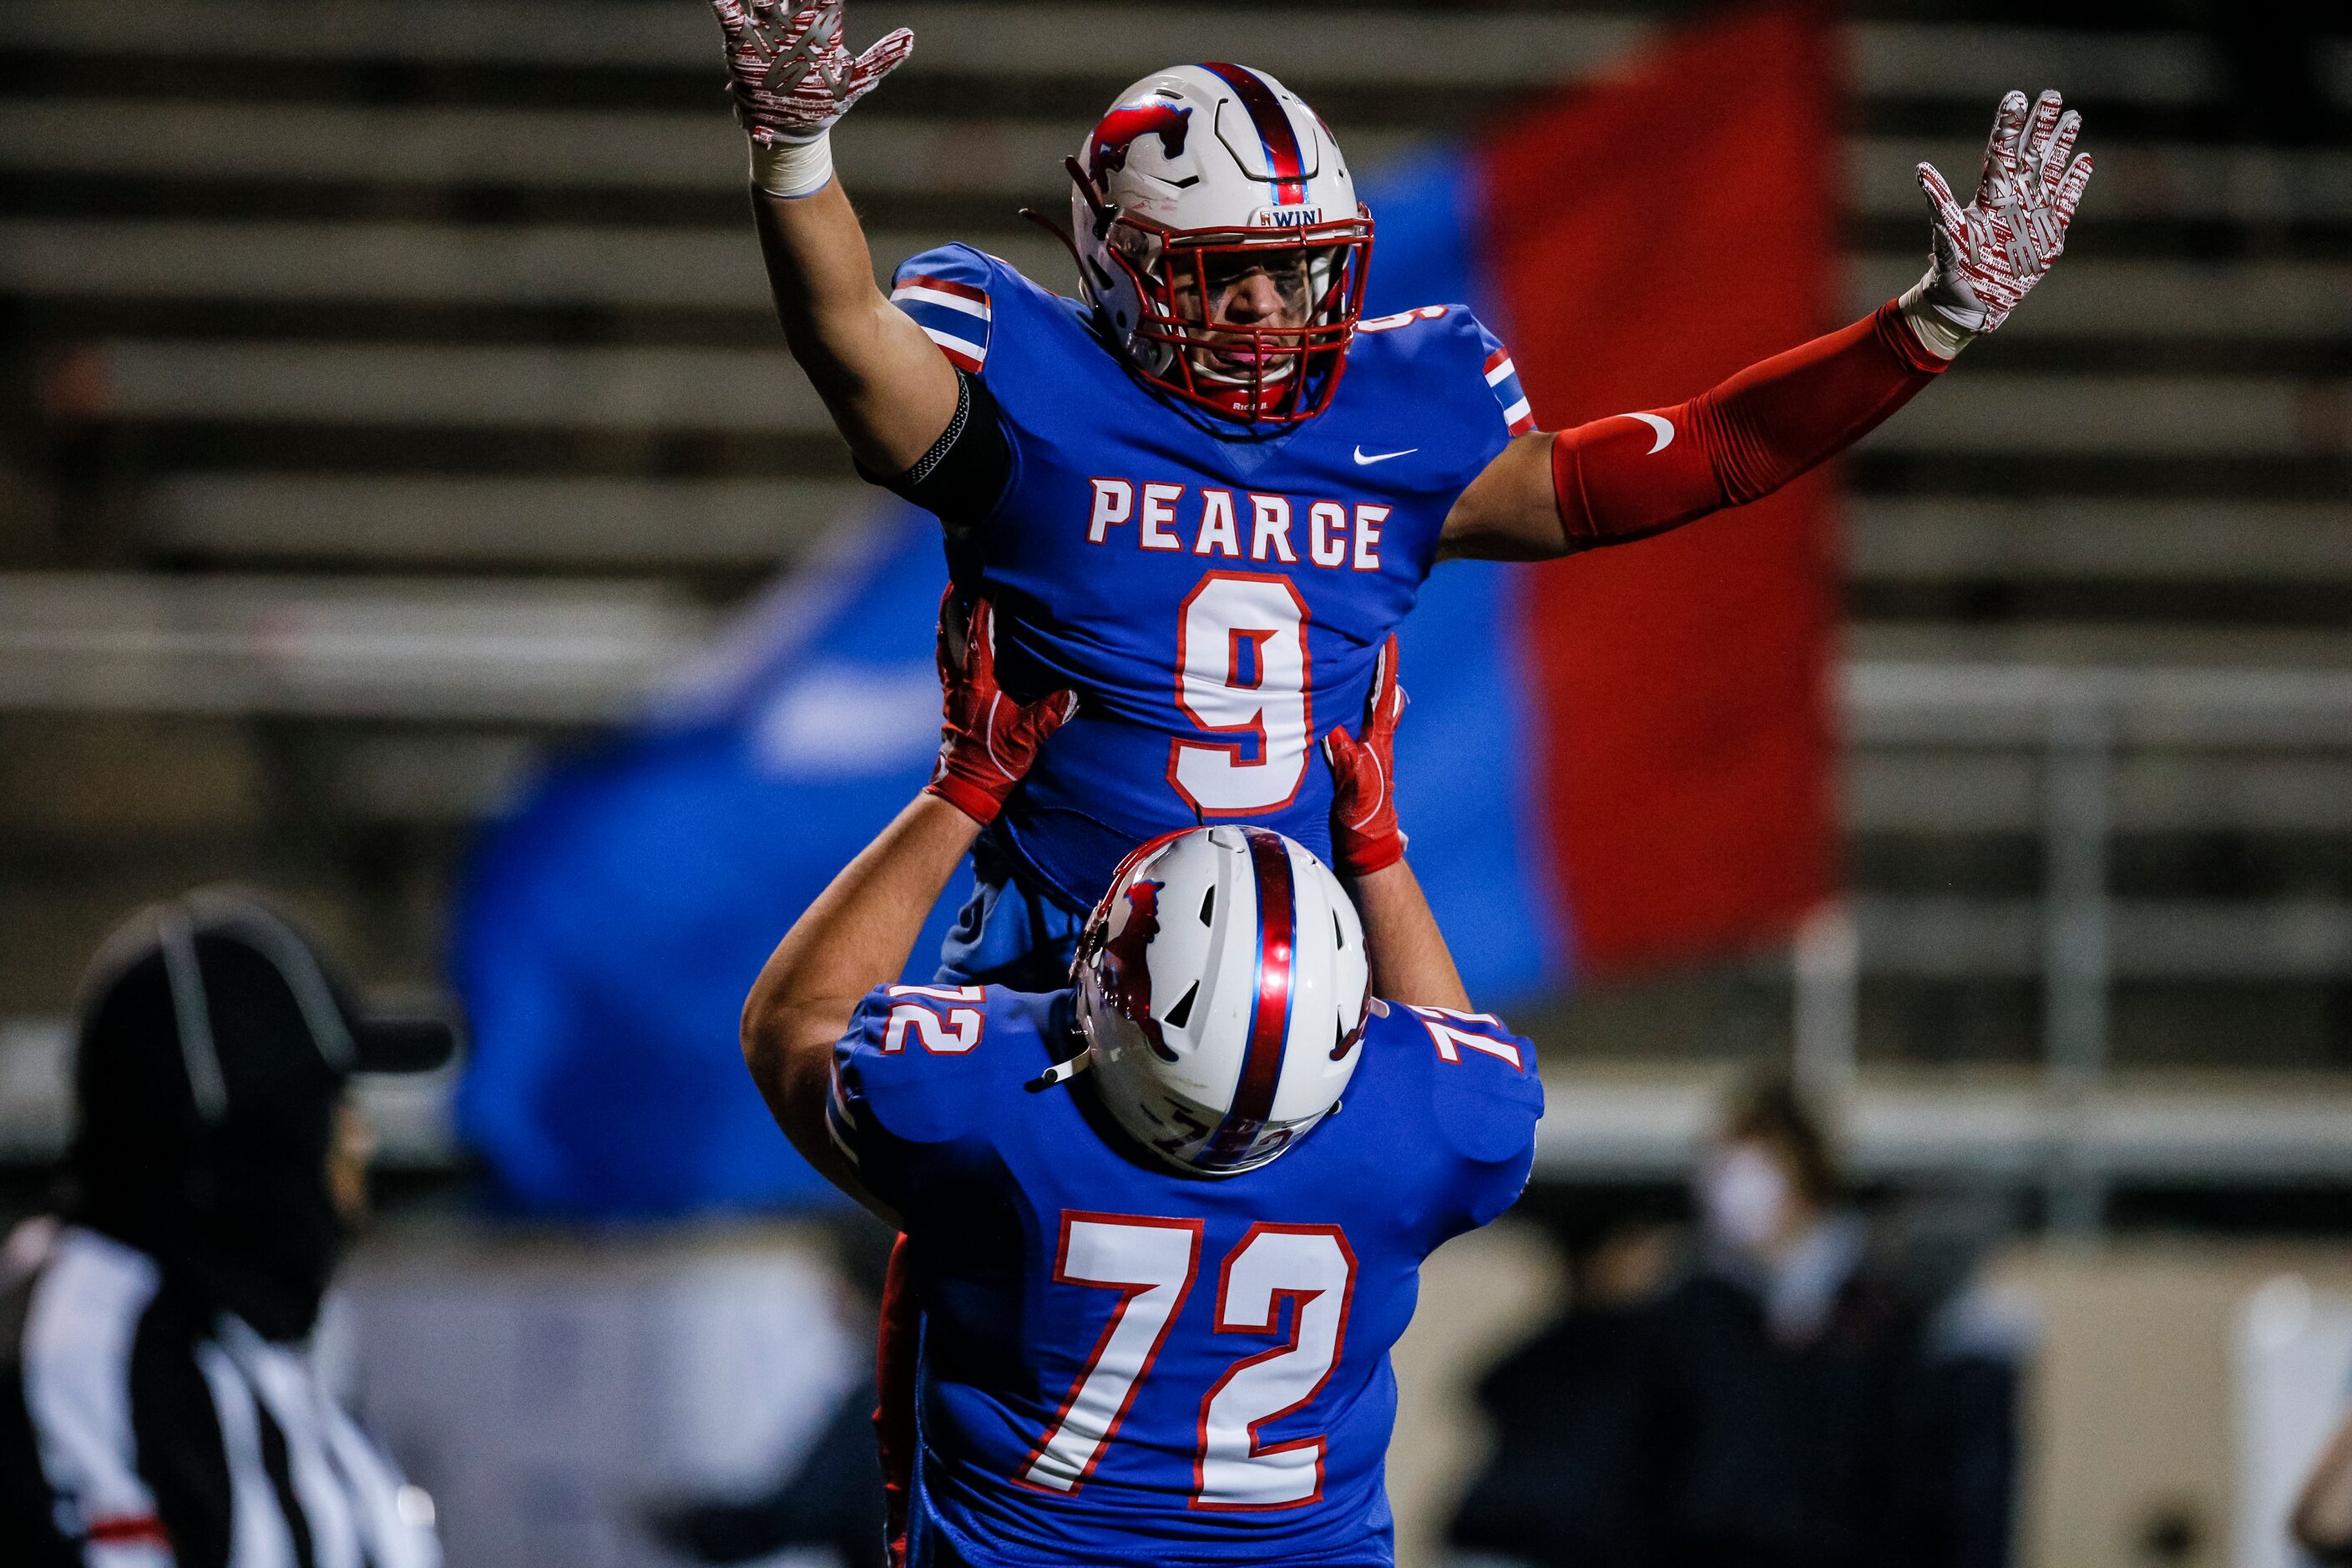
[715,4,2092,1564]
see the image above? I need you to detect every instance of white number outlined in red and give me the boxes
[1021,1212,1358,1510]
[1019,1212,1203,1493]
[1193,1223,1357,1511]
[1169,572,1313,817]
[883,1001,983,1055]
[1405,1004,1523,1070]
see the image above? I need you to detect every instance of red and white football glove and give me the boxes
[925,591,1078,827]
[1322,635,1408,878]
[1906,89,2093,352]
[709,1,913,195]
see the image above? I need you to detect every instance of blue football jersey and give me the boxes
[827,983,1542,1568]
[889,248,1535,912]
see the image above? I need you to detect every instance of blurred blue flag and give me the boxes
[455,507,957,1215]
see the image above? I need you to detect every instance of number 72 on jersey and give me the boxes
[1020,1212,1355,1510]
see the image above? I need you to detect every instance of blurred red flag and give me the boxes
[1480,4,1839,977]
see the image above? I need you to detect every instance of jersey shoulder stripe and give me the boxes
[891,245,1000,372]
[1476,331,1537,436]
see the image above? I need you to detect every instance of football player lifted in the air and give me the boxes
[743,595,1540,1568]
[707,0,2093,990]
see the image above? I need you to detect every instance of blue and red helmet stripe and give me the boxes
[1200,63,1309,206]
[1202,827,1297,1166]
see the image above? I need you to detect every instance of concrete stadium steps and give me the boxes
[9,559,2350,745]
[7,5,2299,104]
[141,474,867,569]
[75,341,832,433]
[1852,751,2352,834]
[1849,500,2352,584]
[58,337,2342,458]
[10,220,2344,343]
[3,10,2342,145]
[0,573,709,721]
[2,7,2341,599]
[1852,898,2352,981]
[0,103,1282,205]
[115,483,2352,583]
[8,99,2344,228]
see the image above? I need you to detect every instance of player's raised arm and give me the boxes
[740,595,1075,1210]
[1323,636,1473,1011]
[1441,90,2092,563]
[710,2,960,472]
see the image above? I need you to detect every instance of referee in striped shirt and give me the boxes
[2,888,446,1567]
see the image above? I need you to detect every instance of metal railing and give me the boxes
[1798,663,2352,1227]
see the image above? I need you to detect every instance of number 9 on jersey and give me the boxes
[1171,573,1313,816]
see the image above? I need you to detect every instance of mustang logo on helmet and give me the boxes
[1102,878,1176,1061]
[1087,101,1192,183]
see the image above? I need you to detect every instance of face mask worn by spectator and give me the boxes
[1700,1141,1793,1258]
[68,889,454,1341]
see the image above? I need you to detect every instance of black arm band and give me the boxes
[858,370,1014,533]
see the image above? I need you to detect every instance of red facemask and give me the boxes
[1105,214,1373,426]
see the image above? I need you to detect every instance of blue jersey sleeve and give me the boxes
[889,244,999,374]
[827,982,1005,1213]
[1393,1003,1545,1236]
[1355,301,1536,448]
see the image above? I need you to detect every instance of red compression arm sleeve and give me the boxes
[1550,300,1949,549]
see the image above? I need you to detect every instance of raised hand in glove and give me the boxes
[925,592,1078,827]
[1322,635,1409,878]
[1905,89,2093,353]
[709,1,913,195]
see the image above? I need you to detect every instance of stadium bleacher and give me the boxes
[1,1,2347,1204]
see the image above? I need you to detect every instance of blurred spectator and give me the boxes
[0,889,450,1566]
[2293,1409,2352,1561]
[1448,1194,1680,1567]
[644,1222,894,1568]
[1449,1077,2022,1568]
[645,1372,888,1568]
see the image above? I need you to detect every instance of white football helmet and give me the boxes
[1071,826,1372,1176]
[1066,63,1373,425]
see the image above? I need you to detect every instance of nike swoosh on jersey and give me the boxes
[1623,412,1676,453]
[1352,445,1418,465]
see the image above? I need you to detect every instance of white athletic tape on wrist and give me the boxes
[750,131,834,199]
[1898,276,1975,360]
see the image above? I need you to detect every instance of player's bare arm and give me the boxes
[1439,89,2092,563]
[741,794,976,1222]
[1323,636,1471,1011]
[741,595,1075,1216]
[711,1,959,472]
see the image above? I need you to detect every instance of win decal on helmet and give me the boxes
[1066,64,1373,427]
[1070,826,1371,1176]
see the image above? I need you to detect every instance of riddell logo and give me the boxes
[1252,206,1324,229]
[1089,102,1192,182]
